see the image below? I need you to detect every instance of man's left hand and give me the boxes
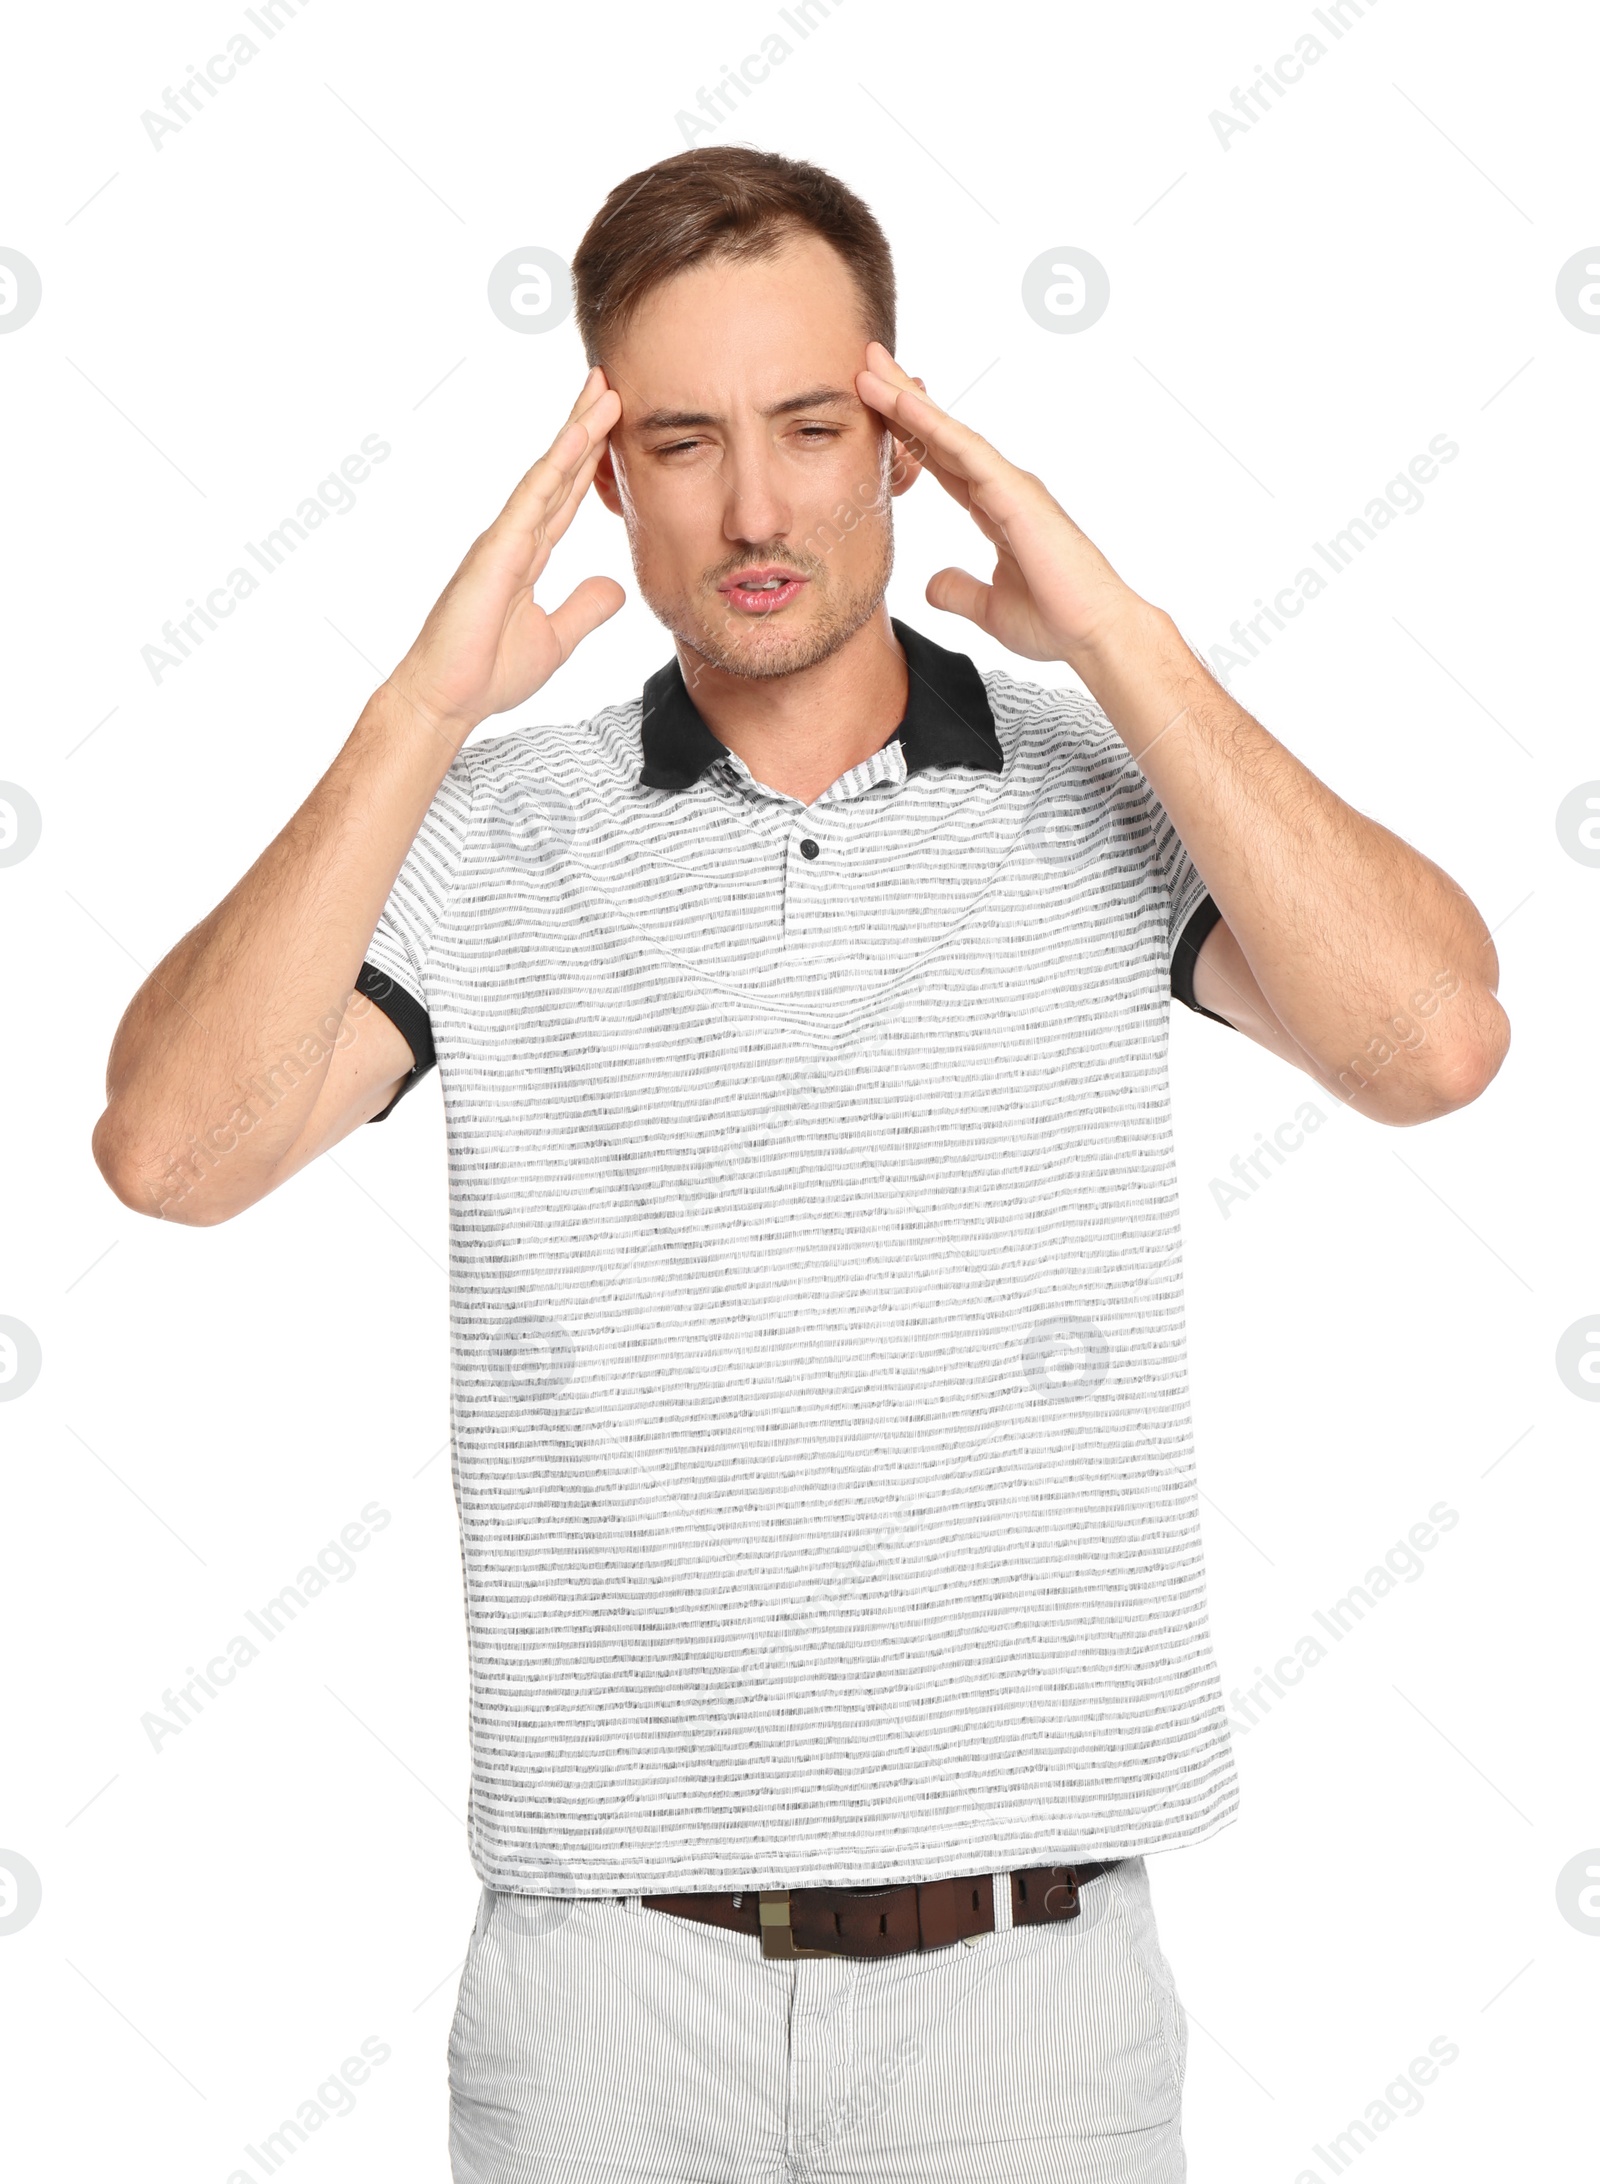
[855,340,1135,663]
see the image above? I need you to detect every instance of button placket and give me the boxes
[783,819,830,952]
[771,756,890,952]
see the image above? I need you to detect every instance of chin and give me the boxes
[709,622,834,679]
[667,593,884,682]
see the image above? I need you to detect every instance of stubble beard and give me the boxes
[642,509,896,684]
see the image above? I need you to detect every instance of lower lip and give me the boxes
[719,577,807,615]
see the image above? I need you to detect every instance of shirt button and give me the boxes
[799,838,820,860]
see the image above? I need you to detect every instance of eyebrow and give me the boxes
[632,386,856,433]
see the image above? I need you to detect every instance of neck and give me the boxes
[674,605,908,805]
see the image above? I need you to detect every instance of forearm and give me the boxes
[93,684,462,1212]
[91,371,623,1222]
[1067,597,1509,1117]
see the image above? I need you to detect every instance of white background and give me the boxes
[2,0,1596,2177]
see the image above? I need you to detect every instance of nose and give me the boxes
[719,433,792,552]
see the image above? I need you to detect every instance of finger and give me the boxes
[564,364,603,423]
[857,370,996,486]
[567,369,620,435]
[526,402,619,557]
[543,573,626,664]
[856,344,1010,496]
[861,339,915,386]
[500,391,621,544]
[542,386,621,494]
[925,565,995,630]
[856,343,934,444]
[874,397,973,513]
[877,401,1033,540]
[867,391,984,515]
[899,436,976,514]
[880,410,950,493]
[530,381,621,498]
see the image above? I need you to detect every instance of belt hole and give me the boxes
[970,1888,980,1911]
[833,1910,841,1934]
[879,1913,887,1935]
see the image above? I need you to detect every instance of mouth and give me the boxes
[717,566,809,616]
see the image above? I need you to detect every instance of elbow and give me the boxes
[91,1107,157,1216]
[1379,997,1512,1126]
[91,1106,217,1225]
[1430,994,1511,1115]
[91,1107,168,1220]
[91,1103,286,1227]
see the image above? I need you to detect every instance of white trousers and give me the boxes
[447,1856,1188,2181]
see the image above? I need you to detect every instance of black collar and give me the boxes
[638,616,1002,793]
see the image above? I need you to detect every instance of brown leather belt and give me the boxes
[642,1863,1121,1960]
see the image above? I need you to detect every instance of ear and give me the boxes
[592,442,624,517]
[885,375,929,499]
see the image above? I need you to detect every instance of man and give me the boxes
[93,147,1508,2180]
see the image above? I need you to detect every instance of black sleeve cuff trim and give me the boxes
[356,961,436,1121]
[1170,894,1236,1029]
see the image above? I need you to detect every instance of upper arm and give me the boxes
[265,986,426,1187]
[1187,914,1317,1077]
[267,740,469,1187]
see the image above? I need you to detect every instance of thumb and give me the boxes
[545,574,626,663]
[926,566,993,629]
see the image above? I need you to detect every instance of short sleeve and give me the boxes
[359,747,476,1119]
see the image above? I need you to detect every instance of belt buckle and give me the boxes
[758,1890,844,1959]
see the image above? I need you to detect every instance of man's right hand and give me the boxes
[384,367,624,743]
[92,366,625,1224]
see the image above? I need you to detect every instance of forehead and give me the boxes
[605,231,872,424]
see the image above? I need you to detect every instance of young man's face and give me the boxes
[592,229,922,679]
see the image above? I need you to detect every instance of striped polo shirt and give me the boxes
[358,616,1238,1894]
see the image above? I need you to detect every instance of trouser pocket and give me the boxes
[1109,1857,1187,2102]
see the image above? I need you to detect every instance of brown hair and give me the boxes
[571,147,896,366]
